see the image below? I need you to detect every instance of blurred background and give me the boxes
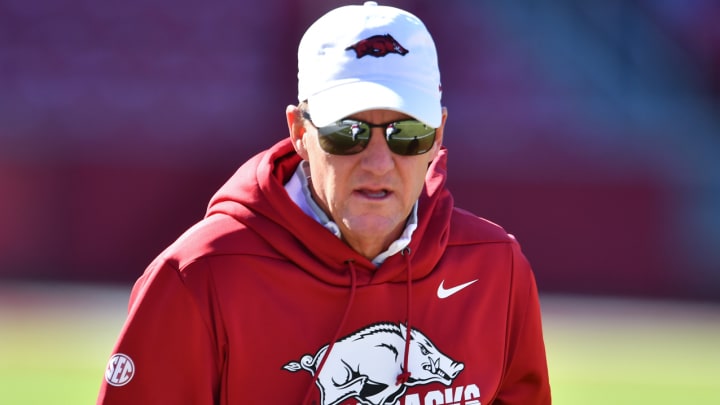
[1,0,719,403]
[1,0,719,300]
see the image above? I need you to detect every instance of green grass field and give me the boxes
[1,283,719,404]
[542,296,720,404]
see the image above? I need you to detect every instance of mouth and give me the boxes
[356,188,390,199]
[422,363,450,380]
[422,358,451,381]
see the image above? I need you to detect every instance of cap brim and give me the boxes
[306,80,442,128]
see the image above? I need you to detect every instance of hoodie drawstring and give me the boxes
[302,252,414,403]
[302,260,358,405]
[396,247,413,385]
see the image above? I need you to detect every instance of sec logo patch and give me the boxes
[105,353,135,387]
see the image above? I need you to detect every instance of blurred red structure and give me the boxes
[1,0,719,300]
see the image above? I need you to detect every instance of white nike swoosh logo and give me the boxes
[437,279,479,299]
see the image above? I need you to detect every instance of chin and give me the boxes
[345,216,404,239]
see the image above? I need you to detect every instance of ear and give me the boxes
[426,106,448,162]
[286,105,309,160]
[435,106,448,146]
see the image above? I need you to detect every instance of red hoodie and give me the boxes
[97,138,551,405]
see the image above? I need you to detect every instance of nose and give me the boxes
[359,127,395,174]
[449,361,464,378]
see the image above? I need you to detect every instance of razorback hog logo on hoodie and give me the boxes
[345,34,409,58]
[283,322,464,405]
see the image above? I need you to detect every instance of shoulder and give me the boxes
[446,208,538,296]
[160,213,280,270]
[448,207,515,246]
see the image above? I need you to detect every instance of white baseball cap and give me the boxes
[297,1,442,128]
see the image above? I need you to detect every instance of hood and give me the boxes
[206,138,453,286]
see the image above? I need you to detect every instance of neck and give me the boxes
[339,223,405,262]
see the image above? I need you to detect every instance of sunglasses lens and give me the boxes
[316,119,436,156]
[317,121,371,155]
[385,121,436,155]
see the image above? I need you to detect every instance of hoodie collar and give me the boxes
[285,160,418,267]
[206,138,452,284]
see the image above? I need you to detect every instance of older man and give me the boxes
[98,2,551,404]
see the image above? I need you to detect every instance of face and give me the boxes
[287,105,447,259]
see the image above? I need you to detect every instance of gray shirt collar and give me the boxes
[284,161,418,266]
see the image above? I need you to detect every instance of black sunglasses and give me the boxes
[301,110,437,156]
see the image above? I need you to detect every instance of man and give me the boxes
[97,2,551,404]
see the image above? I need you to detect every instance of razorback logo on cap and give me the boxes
[345,34,409,58]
